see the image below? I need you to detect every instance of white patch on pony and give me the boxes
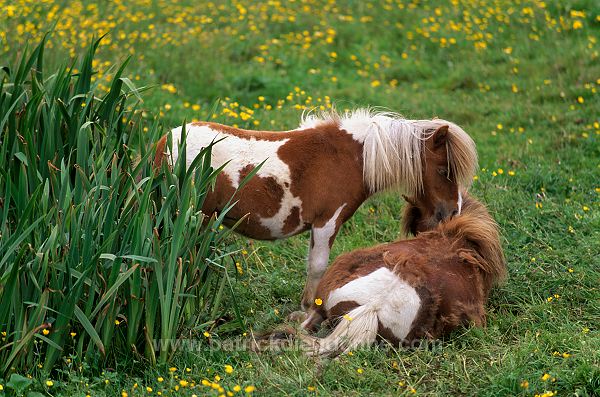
[457,190,463,215]
[260,188,304,238]
[326,267,421,341]
[171,124,286,187]
[170,124,303,237]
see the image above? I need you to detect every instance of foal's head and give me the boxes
[403,192,507,288]
[407,123,476,230]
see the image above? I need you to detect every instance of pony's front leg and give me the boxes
[301,226,338,311]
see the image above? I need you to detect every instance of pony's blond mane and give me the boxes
[300,108,478,196]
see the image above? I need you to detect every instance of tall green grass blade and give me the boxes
[0,34,247,376]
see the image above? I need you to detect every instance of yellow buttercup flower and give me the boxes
[520,380,529,388]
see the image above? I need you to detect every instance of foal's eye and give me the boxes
[437,167,448,177]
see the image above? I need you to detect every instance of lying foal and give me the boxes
[296,194,506,356]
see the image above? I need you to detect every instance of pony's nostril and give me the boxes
[435,210,446,221]
[451,209,459,217]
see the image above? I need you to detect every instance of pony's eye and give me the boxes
[437,168,448,176]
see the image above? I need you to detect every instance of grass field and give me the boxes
[1,0,599,396]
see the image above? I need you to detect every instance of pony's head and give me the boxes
[402,120,477,230]
[420,124,461,226]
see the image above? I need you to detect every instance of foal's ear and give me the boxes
[432,125,450,148]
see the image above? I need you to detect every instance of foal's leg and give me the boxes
[300,224,339,311]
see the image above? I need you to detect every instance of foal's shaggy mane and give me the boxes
[300,107,478,196]
[403,194,507,287]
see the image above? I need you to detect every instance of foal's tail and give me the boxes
[299,305,379,357]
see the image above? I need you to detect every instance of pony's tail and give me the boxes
[299,305,379,357]
[154,134,168,169]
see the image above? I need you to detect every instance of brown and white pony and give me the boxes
[155,109,478,309]
[297,193,506,356]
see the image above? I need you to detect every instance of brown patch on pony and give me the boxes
[201,168,276,239]
[377,321,402,345]
[191,121,288,142]
[282,206,301,235]
[328,300,360,319]
[237,165,284,218]
[277,121,367,229]
[403,285,440,342]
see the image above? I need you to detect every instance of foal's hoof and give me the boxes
[287,310,308,323]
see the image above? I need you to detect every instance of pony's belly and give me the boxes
[222,215,310,241]
[203,169,309,240]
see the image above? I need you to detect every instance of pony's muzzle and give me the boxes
[435,205,455,222]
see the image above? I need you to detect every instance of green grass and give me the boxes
[1,0,599,396]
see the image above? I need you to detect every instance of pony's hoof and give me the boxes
[300,294,314,311]
[300,283,318,311]
[287,310,307,323]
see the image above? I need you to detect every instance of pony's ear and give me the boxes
[432,125,450,148]
[402,198,422,236]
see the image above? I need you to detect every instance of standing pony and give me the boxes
[155,109,478,309]
[297,193,506,356]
